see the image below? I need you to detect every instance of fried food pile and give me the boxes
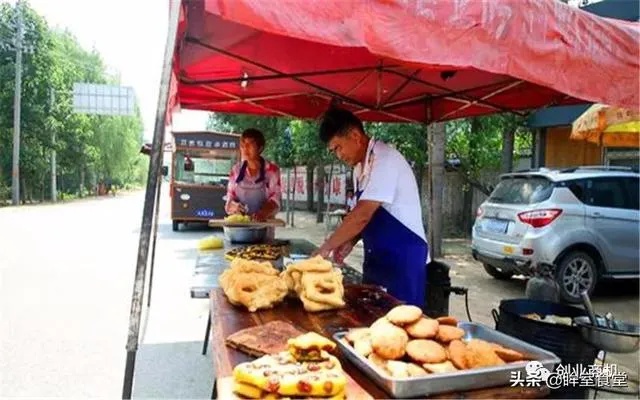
[225,214,251,223]
[225,244,283,261]
[523,313,573,326]
[344,305,530,378]
[219,258,288,312]
[233,332,347,399]
[281,256,345,312]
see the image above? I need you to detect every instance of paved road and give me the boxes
[0,188,214,398]
[1,189,637,398]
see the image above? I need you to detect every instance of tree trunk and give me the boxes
[79,168,85,198]
[326,162,334,214]
[428,122,446,259]
[286,167,292,225]
[501,128,515,173]
[306,165,314,211]
[316,163,325,223]
[291,167,296,228]
[462,186,473,236]
[20,176,26,204]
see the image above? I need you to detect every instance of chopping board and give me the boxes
[216,375,373,400]
[225,320,305,357]
[209,218,286,228]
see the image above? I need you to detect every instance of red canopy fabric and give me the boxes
[169,0,639,123]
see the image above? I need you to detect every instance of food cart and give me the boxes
[170,131,239,231]
[122,0,639,398]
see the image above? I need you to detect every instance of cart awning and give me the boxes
[168,0,639,123]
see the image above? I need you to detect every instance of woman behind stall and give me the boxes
[225,128,282,222]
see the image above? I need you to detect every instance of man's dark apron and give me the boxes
[355,143,428,307]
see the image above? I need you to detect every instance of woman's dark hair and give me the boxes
[241,128,266,152]
[319,107,365,144]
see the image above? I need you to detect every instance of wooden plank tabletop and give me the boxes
[208,285,550,399]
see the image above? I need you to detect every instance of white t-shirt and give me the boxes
[354,139,428,250]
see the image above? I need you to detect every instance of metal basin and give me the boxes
[573,316,640,353]
[223,226,267,244]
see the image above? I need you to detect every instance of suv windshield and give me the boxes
[489,176,553,205]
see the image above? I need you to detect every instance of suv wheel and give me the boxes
[483,263,514,280]
[556,251,598,303]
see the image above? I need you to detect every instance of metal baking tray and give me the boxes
[334,322,561,398]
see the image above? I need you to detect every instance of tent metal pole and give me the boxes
[147,175,163,307]
[121,0,181,397]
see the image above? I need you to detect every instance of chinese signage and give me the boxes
[173,132,239,151]
[280,166,350,206]
[510,361,628,389]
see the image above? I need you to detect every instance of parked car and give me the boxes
[471,166,639,303]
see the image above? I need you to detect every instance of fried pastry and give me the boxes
[406,339,448,364]
[386,305,423,326]
[464,339,506,368]
[219,260,288,312]
[370,324,409,360]
[407,363,429,377]
[436,316,459,326]
[370,317,393,331]
[367,352,389,373]
[287,332,336,361]
[282,258,346,312]
[386,360,410,378]
[233,350,346,397]
[405,317,439,339]
[490,343,526,362]
[447,340,468,369]
[346,328,370,344]
[435,325,465,343]
[422,360,458,374]
[354,337,373,357]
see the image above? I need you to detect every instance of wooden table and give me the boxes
[208,285,550,399]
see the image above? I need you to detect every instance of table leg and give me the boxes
[202,310,211,355]
[211,378,217,399]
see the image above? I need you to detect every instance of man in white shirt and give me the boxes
[315,107,430,308]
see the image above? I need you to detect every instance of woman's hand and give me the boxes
[227,201,247,215]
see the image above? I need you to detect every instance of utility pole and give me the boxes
[11,0,23,205]
[50,88,57,202]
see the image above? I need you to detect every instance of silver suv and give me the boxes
[471,166,639,303]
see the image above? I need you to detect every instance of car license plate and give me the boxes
[503,246,514,254]
[482,218,509,234]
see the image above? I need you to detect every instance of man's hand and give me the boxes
[332,240,355,265]
[312,243,333,259]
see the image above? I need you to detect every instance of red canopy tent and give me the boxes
[123,1,639,397]
[168,0,639,124]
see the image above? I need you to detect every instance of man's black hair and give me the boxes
[318,107,365,144]
[241,128,266,151]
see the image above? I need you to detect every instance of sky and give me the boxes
[23,0,210,141]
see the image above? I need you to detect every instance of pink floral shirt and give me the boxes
[226,159,282,207]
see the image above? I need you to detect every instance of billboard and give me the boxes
[73,83,136,116]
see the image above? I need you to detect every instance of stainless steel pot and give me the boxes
[573,316,640,353]
[223,226,267,244]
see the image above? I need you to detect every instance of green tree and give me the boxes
[0,2,146,203]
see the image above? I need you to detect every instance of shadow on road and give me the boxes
[132,341,213,399]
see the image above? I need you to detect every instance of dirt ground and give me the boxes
[277,210,640,395]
